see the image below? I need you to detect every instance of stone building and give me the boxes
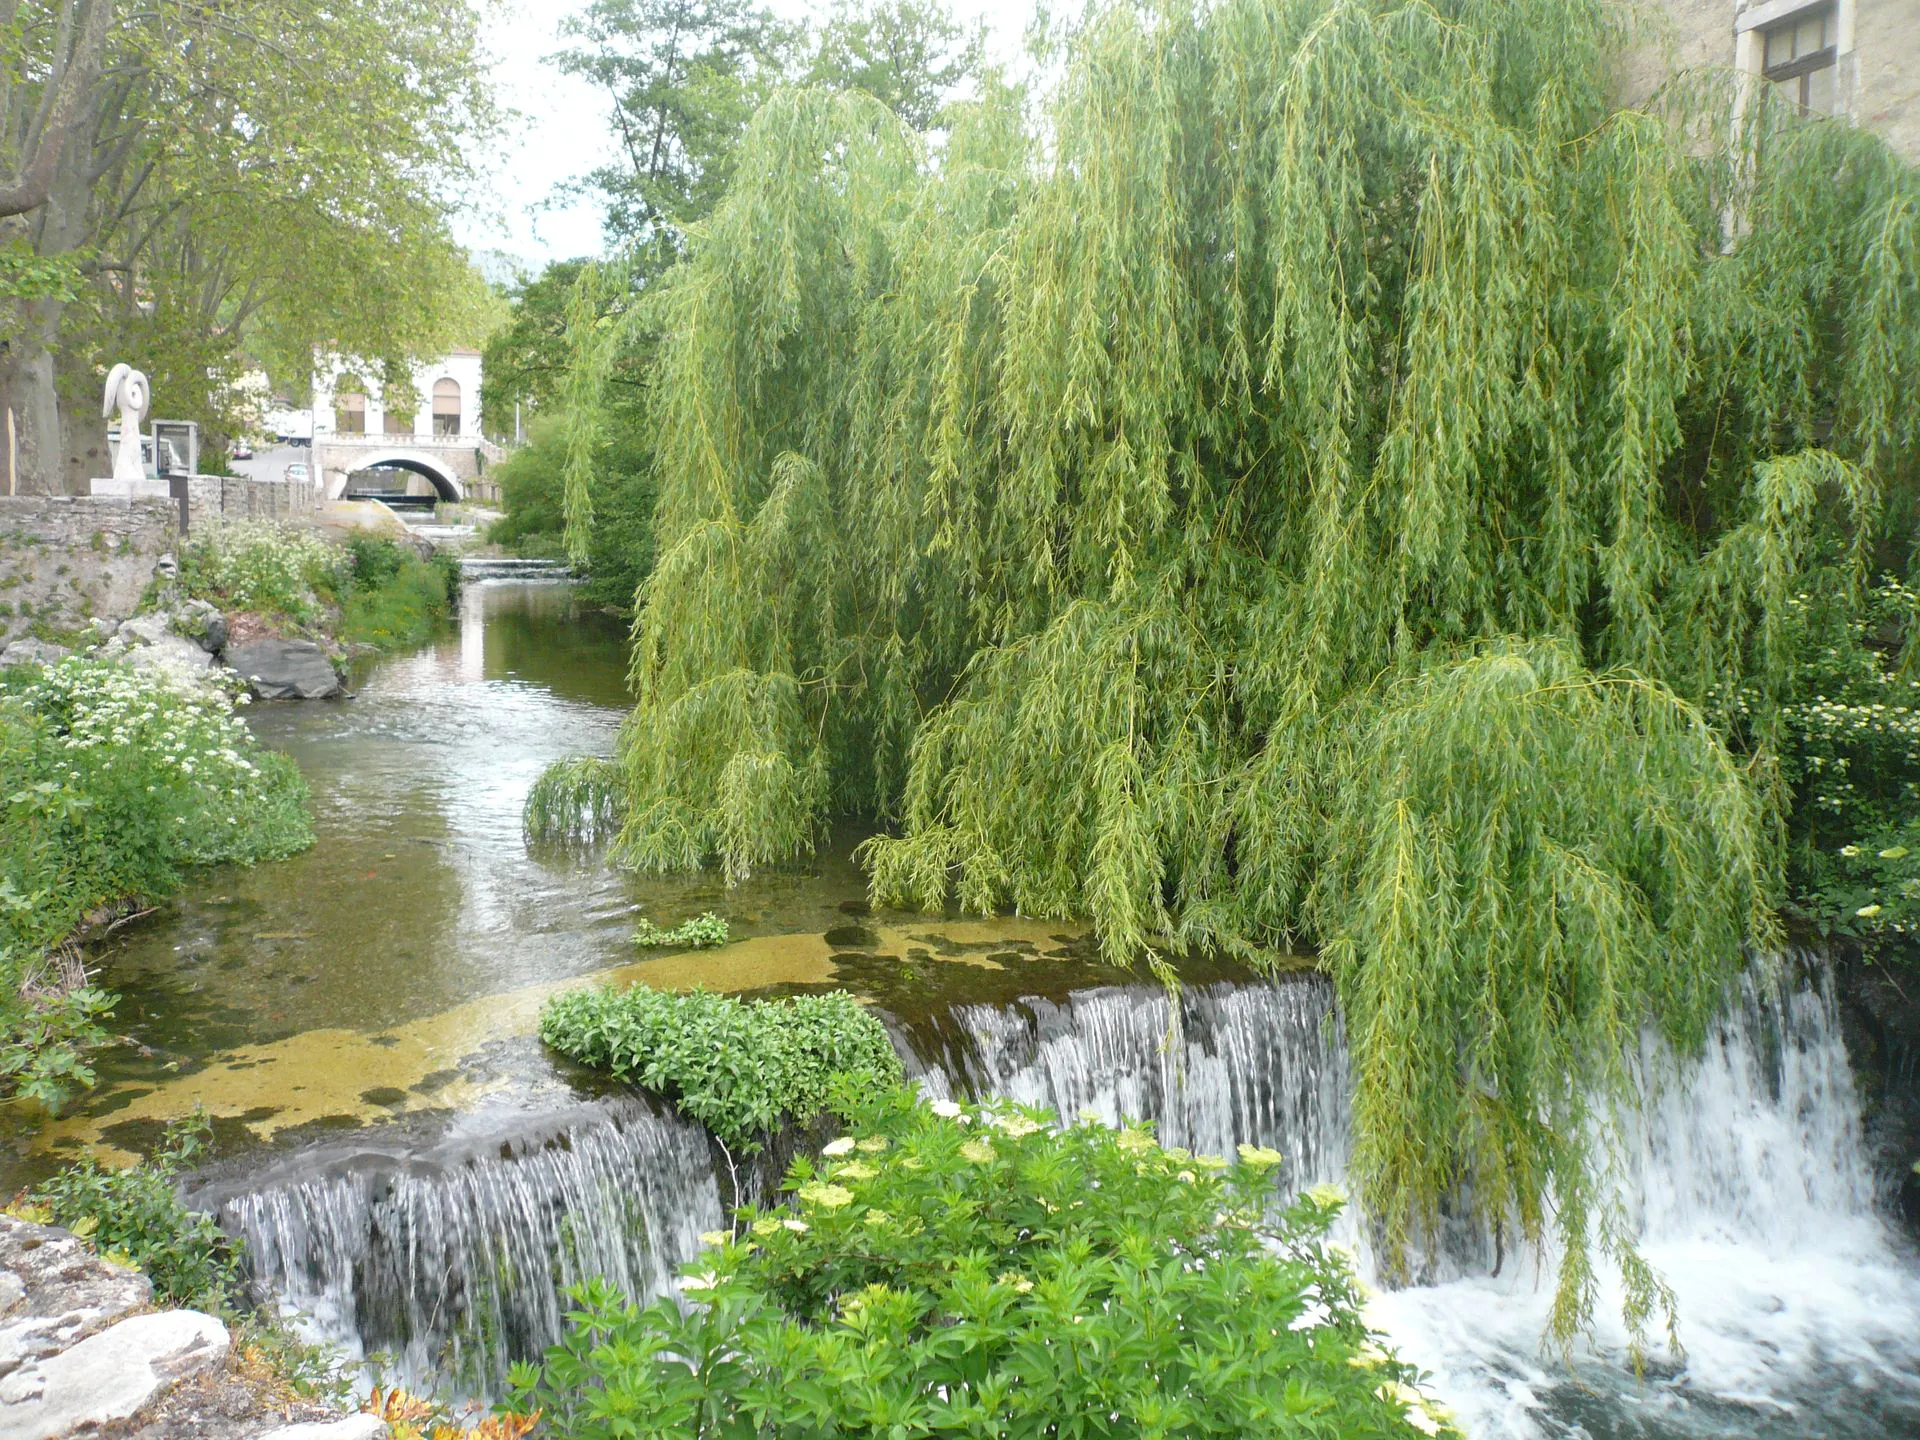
[1637,0,1919,161]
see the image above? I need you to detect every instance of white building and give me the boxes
[311,351,484,443]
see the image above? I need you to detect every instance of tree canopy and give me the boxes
[0,0,497,487]
[547,0,1920,1342]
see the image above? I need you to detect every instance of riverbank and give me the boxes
[7,581,1920,1440]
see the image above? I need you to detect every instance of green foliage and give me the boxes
[174,524,456,652]
[1283,638,1771,1348]
[632,911,729,947]
[514,1092,1449,1440]
[177,522,345,625]
[482,260,590,434]
[0,657,312,1108]
[526,755,630,843]
[336,538,460,652]
[28,1115,241,1311]
[489,413,656,612]
[0,242,79,303]
[562,0,1920,1336]
[539,986,902,1150]
[1756,572,1920,947]
[803,0,982,129]
[2,0,500,485]
[558,0,803,251]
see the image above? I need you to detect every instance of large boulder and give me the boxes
[176,598,229,654]
[224,639,342,700]
[0,639,70,670]
[0,1309,229,1439]
[0,1215,152,1380]
[106,612,217,690]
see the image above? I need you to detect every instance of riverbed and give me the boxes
[10,579,1920,1439]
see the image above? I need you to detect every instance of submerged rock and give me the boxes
[225,638,343,700]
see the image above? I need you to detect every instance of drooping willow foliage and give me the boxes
[556,0,1920,1341]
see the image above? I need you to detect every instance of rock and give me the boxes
[0,1309,227,1439]
[104,610,220,691]
[0,1215,152,1381]
[177,598,229,654]
[252,1416,389,1440]
[0,639,70,670]
[224,639,342,700]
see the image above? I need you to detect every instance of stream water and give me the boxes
[11,580,1920,1437]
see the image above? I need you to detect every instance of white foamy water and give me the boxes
[214,1095,721,1397]
[921,967,1920,1438]
[216,964,1920,1433]
[1368,973,1920,1438]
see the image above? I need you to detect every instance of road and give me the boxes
[230,443,311,483]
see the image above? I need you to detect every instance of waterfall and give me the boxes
[215,1096,722,1398]
[909,964,1920,1437]
[212,962,1920,1433]
[906,974,1348,1190]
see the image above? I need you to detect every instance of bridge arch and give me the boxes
[328,451,464,503]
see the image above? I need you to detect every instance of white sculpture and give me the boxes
[102,363,151,483]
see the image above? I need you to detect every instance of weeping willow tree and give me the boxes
[551,0,1920,1344]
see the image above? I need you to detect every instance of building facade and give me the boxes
[1641,0,1919,161]
[311,351,484,444]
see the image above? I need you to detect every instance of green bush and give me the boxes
[0,657,312,1107]
[513,1091,1450,1440]
[336,537,459,651]
[632,911,729,948]
[177,520,343,623]
[488,412,655,612]
[1748,573,1920,949]
[539,987,901,1151]
[26,1114,240,1310]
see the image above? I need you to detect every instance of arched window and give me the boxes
[336,391,366,434]
[432,378,461,436]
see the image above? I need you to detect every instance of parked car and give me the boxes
[232,440,254,460]
[285,462,310,484]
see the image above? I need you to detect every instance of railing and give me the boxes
[316,431,508,466]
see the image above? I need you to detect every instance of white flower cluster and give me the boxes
[22,657,268,823]
[182,519,343,618]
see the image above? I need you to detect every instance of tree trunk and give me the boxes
[0,311,69,495]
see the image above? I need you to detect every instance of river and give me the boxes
[10,579,1920,1438]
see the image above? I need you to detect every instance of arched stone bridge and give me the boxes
[314,434,506,504]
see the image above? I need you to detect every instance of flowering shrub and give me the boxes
[513,1091,1452,1439]
[538,987,901,1150]
[0,656,312,1106]
[1753,577,1920,946]
[177,520,345,623]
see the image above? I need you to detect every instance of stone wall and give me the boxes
[1855,0,1920,162]
[0,496,175,649]
[183,476,316,530]
[1619,1,1920,164]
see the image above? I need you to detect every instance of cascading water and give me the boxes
[1368,967,1920,1438]
[212,1096,722,1398]
[213,962,1920,1434]
[909,964,1920,1438]
[906,974,1348,1193]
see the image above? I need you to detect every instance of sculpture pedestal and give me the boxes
[89,477,169,499]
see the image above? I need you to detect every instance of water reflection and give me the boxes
[5,581,1122,1178]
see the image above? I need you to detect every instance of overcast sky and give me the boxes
[458,0,1042,275]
